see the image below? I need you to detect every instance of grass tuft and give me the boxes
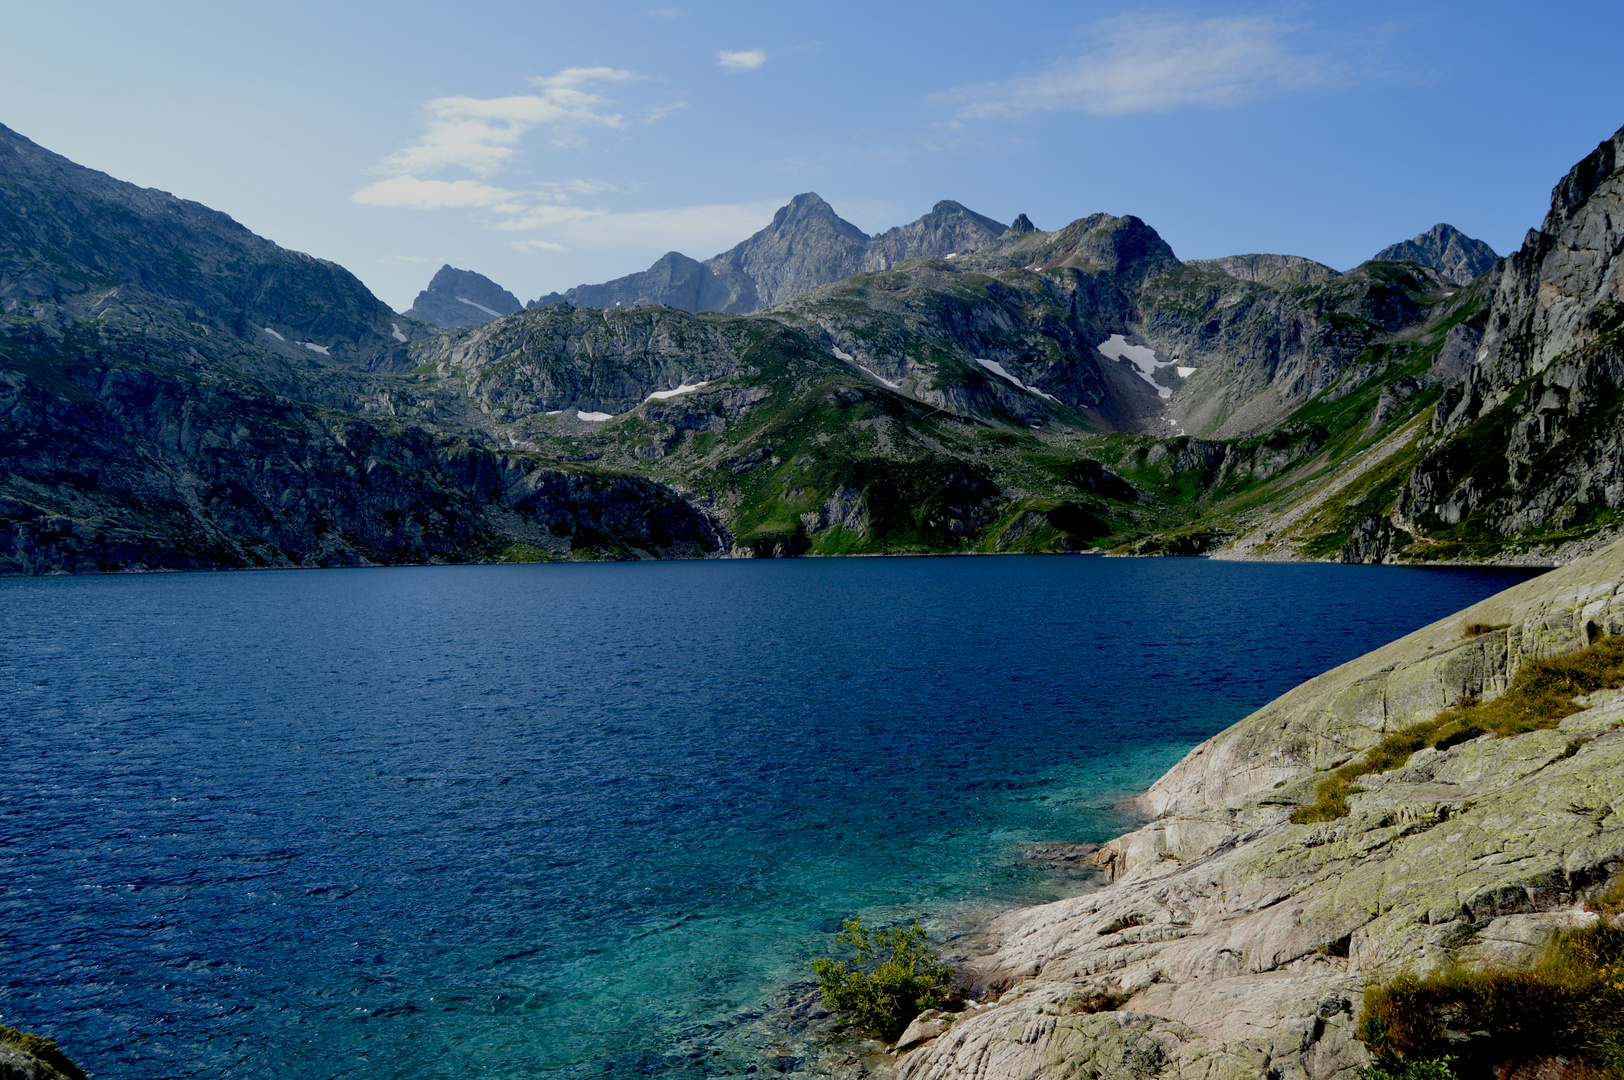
[1359,923,1624,1076]
[1293,636,1624,824]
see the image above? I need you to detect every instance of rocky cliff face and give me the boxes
[0,322,726,573]
[1375,223,1500,286]
[895,540,1624,1080]
[1381,123,1624,560]
[406,264,522,328]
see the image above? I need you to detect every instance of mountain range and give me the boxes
[521,194,1008,314]
[417,198,1491,329]
[8,112,1624,573]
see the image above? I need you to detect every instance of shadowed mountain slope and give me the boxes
[0,122,417,373]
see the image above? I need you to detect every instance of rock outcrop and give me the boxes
[896,539,1624,1080]
[406,265,522,328]
[1375,223,1500,286]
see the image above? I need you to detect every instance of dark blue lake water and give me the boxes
[0,556,1539,1079]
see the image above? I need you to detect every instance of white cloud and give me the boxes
[510,239,569,254]
[716,49,767,72]
[951,14,1337,119]
[492,204,607,231]
[376,68,635,177]
[353,176,527,211]
[531,67,634,91]
[500,198,786,255]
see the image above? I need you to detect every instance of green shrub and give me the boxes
[1362,1057,1457,1080]
[811,917,954,1041]
[1294,636,1624,824]
[0,1023,87,1080]
[1359,923,1624,1076]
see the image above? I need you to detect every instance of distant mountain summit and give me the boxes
[862,200,1008,273]
[407,265,522,329]
[1374,223,1499,285]
[526,194,1007,315]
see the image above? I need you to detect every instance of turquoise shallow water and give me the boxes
[0,556,1539,1079]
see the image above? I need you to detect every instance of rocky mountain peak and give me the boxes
[704,191,873,309]
[769,192,868,239]
[1006,213,1037,235]
[862,199,1007,272]
[1373,223,1499,285]
[407,265,522,329]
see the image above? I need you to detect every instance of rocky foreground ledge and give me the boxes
[896,542,1624,1080]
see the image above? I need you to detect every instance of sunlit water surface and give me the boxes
[0,556,1540,1079]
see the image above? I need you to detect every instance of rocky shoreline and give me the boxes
[841,538,1624,1080]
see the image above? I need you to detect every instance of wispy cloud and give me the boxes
[950,14,1337,120]
[356,65,768,262]
[375,67,634,177]
[500,198,786,256]
[716,49,767,72]
[354,176,527,211]
[645,6,681,17]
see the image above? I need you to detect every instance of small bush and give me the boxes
[1362,1057,1457,1080]
[0,1024,87,1080]
[1588,873,1624,916]
[1065,990,1132,1014]
[1359,923,1624,1076]
[812,917,954,1041]
[1293,636,1624,824]
[1463,621,1510,638]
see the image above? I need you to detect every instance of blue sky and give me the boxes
[5,1,1624,311]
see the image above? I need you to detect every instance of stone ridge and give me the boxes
[524,194,1007,315]
[1184,253,1340,287]
[1373,223,1500,286]
[406,265,523,329]
[897,538,1624,1080]
[530,251,739,314]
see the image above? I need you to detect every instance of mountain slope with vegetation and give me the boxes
[5,115,1624,573]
